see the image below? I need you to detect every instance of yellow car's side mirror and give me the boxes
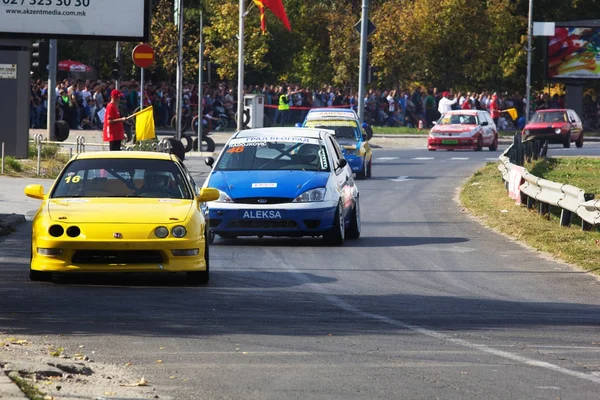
[198,187,220,202]
[24,184,45,200]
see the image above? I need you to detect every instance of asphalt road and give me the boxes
[1,143,600,399]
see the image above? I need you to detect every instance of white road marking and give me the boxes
[376,157,399,161]
[389,176,412,182]
[412,157,435,160]
[451,157,470,160]
[276,253,600,386]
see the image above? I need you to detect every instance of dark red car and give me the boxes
[522,109,584,148]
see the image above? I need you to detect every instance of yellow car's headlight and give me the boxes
[155,226,169,238]
[172,226,187,238]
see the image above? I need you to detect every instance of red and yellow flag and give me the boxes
[253,0,291,32]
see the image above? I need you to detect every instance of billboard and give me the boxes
[547,27,600,80]
[0,0,150,41]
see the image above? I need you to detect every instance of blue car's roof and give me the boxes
[305,108,359,121]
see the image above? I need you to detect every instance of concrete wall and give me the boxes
[0,40,30,159]
[565,85,583,119]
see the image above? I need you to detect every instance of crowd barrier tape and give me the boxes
[498,143,600,228]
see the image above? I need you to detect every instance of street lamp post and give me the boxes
[525,0,533,123]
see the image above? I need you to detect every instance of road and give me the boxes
[1,143,600,399]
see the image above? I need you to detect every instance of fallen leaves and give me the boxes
[120,376,149,387]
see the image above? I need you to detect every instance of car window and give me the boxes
[51,159,193,199]
[531,111,567,123]
[326,136,344,168]
[216,137,330,172]
[438,114,478,125]
[304,119,360,140]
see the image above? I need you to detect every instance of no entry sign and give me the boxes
[132,44,155,69]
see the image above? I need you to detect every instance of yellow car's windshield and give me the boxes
[51,159,193,199]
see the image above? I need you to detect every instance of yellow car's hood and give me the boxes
[47,198,194,224]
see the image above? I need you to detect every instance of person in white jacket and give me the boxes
[438,91,461,115]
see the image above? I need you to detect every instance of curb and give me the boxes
[0,371,28,399]
[0,214,26,237]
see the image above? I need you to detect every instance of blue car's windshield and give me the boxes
[304,120,359,140]
[216,138,330,172]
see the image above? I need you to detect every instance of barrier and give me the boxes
[498,142,600,229]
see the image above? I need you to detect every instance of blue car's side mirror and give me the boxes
[295,122,302,128]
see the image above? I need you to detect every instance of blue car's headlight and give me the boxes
[293,188,326,203]
[215,190,233,203]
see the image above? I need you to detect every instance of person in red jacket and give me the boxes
[489,93,501,125]
[103,89,131,151]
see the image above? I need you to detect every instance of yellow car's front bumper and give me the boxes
[31,225,207,273]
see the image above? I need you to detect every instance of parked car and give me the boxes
[24,151,220,284]
[203,127,360,245]
[428,110,498,151]
[522,109,584,148]
[301,108,373,179]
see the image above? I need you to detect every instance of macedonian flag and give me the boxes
[253,0,291,32]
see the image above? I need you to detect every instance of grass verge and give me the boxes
[2,143,71,179]
[460,162,600,273]
[7,372,47,400]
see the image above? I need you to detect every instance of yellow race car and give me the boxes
[24,151,219,284]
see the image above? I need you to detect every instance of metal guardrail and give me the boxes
[498,141,599,229]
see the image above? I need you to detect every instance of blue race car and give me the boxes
[203,127,360,244]
[302,108,373,179]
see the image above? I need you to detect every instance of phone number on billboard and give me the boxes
[2,0,91,6]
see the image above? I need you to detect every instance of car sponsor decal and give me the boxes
[318,149,328,170]
[252,183,278,188]
[243,210,282,219]
[306,111,355,119]
[230,137,320,145]
[305,120,357,127]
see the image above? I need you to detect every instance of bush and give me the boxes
[4,156,23,172]
[29,142,60,159]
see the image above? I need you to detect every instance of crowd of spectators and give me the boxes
[30,77,584,134]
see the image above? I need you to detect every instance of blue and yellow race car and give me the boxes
[302,108,373,179]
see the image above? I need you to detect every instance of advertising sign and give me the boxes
[0,64,17,79]
[547,27,600,80]
[0,0,150,41]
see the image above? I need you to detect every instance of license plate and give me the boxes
[442,139,458,144]
[241,210,283,219]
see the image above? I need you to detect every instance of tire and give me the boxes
[356,158,367,180]
[475,135,483,151]
[54,120,70,142]
[576,132,584,148]
[366,159,372,178]
[192,136,216,152]
[166,138,186,161]
[345,198,361,240]
[323,202,345,245]
[563,133,571,148]
[489,136,498,151]
[180,134,193,153]
[30,270,52,282]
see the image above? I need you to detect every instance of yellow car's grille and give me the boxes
[72,250,164,264]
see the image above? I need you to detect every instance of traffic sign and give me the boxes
[132,44,155,69]
[354,19,376,36]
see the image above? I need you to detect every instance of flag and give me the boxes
[253,0,266,32]
[132,106,156,141]
[260,0,291,31]
[503,108,518,121]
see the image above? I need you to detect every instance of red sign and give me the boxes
[132,44,155,69]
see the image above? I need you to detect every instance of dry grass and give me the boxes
[1,143,70,179]
[461,162,600,273]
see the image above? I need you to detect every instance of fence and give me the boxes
[498,141,600,230]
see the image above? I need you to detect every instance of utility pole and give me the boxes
[198,11,203,149]
[46,39,57,140]
[357,0,369,122]
[175,0,184,140]
[237,0,245,131]
[115,42,120,90]
[525,0,533,122]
